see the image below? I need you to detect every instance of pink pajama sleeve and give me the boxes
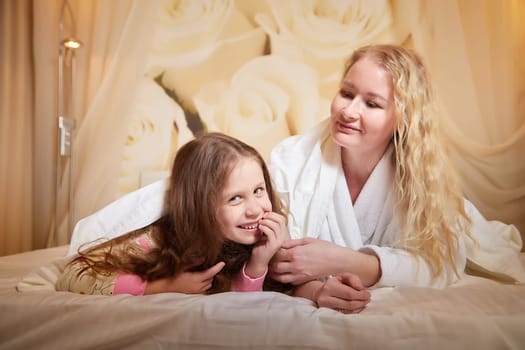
[231,263,267,292]
[112,235,151,296]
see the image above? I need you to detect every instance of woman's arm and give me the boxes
[359,242,465,288]
[271,236,467,288]
[270,238,381,287]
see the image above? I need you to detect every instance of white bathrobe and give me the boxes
[269,119,525,287]
[68,119,525,287]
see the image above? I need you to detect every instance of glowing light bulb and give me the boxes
[62,38,82,49]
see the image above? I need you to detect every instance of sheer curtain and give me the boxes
[0,0,160,256]
[395,0,525,244]
[50,0,161,245]
[0,0,34,256]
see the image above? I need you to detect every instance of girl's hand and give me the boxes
[245,212,289,278]
[144,261,225,295]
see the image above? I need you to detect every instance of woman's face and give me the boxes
[217,157,272,245]
[330,56,396,156]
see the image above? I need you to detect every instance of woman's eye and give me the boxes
[340,90,353,99]
[367,101,380,108]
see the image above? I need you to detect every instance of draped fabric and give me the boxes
[59,0,160,246]
[0,0,523,256]
[394,0,525,245]
[0,0,34,255]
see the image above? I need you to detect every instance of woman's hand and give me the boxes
[269,237,344,284]
[270,237,381,287]
[144,261,225,295]
[294,273,371,314]
[315,273,371,314]
[245,212,289,278]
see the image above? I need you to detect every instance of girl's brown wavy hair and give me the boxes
[78,133,289,294]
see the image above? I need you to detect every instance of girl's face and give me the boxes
[330,56,396,157]
[217,157,272,245]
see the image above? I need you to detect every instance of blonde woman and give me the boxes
[268,44,524,313]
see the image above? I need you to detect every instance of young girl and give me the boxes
[56,133,290,295]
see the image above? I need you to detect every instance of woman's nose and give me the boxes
[342,97,362,119]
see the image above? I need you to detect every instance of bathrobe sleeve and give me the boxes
[361,198,525,287]
[359,240,467,288]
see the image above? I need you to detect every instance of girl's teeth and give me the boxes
[241,224,257,229]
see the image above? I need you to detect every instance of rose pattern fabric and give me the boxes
[147,0,266,112]
[194,55,327,159]
[118,0,405,195]
[255,0,397,98]
[118,78,193,194]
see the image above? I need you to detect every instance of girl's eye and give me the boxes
[254,187,265,196]
[229,195,241,203]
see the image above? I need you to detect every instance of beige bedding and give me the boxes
[1,245,525,349]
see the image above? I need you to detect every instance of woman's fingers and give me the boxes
[280,237,315,249]
[198,261,225,280]
[316,275,371,314]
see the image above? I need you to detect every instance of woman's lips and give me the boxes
[337,121,361,133]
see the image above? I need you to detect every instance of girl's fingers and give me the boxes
[261,212,286,231]
[258,223,277,241]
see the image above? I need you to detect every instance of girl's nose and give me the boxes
[245,197,263,218]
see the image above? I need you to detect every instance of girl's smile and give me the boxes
[218,157,272,245]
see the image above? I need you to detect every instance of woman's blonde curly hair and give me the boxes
[344,44,472,278]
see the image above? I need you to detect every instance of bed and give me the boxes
[1,245,524,350]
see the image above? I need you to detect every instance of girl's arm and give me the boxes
[56,257,120,295]
[230,209,297,293]
[56,231,150,296]
[57,229,226,295]
[230,263,267,292]
[57,257,226,295]
[230,211,288,292]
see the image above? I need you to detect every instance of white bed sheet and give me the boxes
[1,246,525,350]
